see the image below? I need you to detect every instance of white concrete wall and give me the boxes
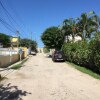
[0,48,18,55]
[65,36,82,42]
[0,54,19,68]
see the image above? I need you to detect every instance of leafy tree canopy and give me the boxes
[41,26,65,50]
[19,38,37,51]
[0,33,11,47]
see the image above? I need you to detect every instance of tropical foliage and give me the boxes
[61,11,100,74]
[62,18,79,42]
[41,11,100,74]
[77,11,99,40]
[62,11,100,41]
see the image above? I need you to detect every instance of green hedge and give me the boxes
[62,32,100,74]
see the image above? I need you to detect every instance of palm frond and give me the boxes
[87,11,95,17]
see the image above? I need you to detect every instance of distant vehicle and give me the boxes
[52,51,65,62]
[47,53,52,58]
[31,51,36,55]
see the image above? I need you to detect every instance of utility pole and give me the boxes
[16,31,19,49]
[31,32,32,41]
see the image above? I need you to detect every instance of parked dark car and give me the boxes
[52,51,66,62]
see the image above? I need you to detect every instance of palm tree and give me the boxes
[91,15,100,32]
[77,11,99,40]
[62,18,78,42]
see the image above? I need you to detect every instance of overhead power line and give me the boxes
[0,0,26,38]
[0,18,16,33]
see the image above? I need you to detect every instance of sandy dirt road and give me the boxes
[0,53,100,100]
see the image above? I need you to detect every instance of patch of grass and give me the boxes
[11,58,28,70]
[66,61,100,79]
[20,58,28,64]
[11,64,22,69]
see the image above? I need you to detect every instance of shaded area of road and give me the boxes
[0,83,31,100]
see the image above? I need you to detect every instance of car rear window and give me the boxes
[55,51,64,54]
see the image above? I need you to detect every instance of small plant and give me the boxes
[11,64,22,69]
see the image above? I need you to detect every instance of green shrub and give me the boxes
[62,41,89,65]
[62,32,100,74]
[43,47,50,53]
[89,32,100,72]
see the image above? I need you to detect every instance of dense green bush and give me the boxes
[62,41,89,65]
[43,47,50,53]
[88,32,100,72]
[62,32,100,74]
